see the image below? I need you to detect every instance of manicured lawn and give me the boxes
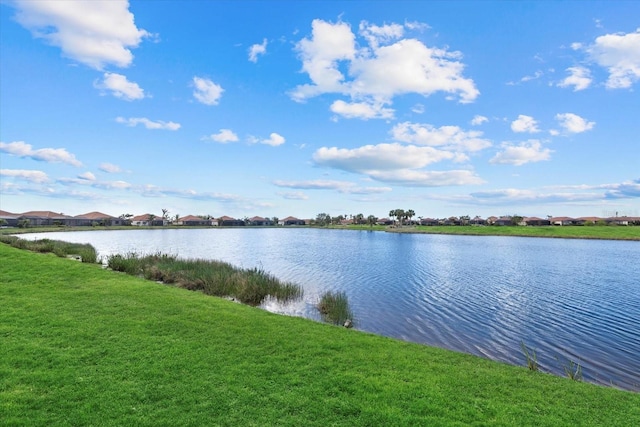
[388,225,640,240]
[1,244,639,426]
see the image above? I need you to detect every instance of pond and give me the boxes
[23,228,640,391]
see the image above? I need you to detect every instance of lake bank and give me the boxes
[2,243,638,426]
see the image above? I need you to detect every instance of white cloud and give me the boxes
[314,143,457,172]
[391,122,492,152]
[411,104,425,114]
[94,72,145,100]
[192,77,223,105]
[204,129,239,143]
[0,169,49,183]
[557,66,592,91]
[555,113,595,133]
[115,117,180,130]
[490,140,552,166]
[78,171,96,181]
[291,19,478,118]
[470,115,488,126]
[99,162,122,173]
[278,191,309,200]
[248,38,268,62]
[587,28,640,89]
[273,179,392,194]
[12,0,149,69]
[252,133,285,147]
[511,115,540,133]
[330,100,394,120]
[0,141,82,166]
[366,169,484,187]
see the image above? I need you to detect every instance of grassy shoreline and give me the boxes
[1,243,639,425]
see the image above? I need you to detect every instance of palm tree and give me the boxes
[147,214,156,226]
[367,215,378,227]
[406,209,415,225]
[161,209,169,220]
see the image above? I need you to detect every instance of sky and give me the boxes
[1,0,639,220]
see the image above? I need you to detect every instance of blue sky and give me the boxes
[1,0,639,220]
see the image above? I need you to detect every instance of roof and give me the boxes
[131,214,158,221]
[250,216,267,221]
[20,211,71,219]
[281,216,300,221]
[74,211,115,220]
[179,215,206,221]
[0,210,19,218]
[218,215,236,221]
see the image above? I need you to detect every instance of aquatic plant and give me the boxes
[0,235,97,263]
[318,290,354,327]
[520,341,539,371]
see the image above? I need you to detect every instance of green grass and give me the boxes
[388,225,640,240]
[0,234,98,263]
[1,244,639,426]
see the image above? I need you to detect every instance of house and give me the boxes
[494,216,514,226]
[376,218,394,226]
[420,217,439,226]
[486,216,498,225]
[574,216,603,225]
[0,210,20,227]
[279,216,305,226]
[177,215,213,226]
[218,216,245,226]
[470,216,487,226]
[550,216,575,226]
[606,216,637,226]
[18,211,72,226]
[73,211,124,226]
[248,216,271,226]
[524,217,550,226]
[131,214,166,226]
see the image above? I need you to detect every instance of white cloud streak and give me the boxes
[99,163,123,173]
[0,169,49,183]
[490,140,552,166]
[115,117,181,130]
[0,141,82,166]
[203,129,239,143]
[555,113,595,133]
[557,66,592,91]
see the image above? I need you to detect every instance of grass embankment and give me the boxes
[387,225,640,240]
[2,244,639,426]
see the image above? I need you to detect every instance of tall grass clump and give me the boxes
[318,290,354,327]
[521,341,539,371]
[558,356,583,381]
[105,252,302,306]
[0,235,97,263]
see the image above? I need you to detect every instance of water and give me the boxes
[22,228,640,390]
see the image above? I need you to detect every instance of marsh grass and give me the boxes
[106,252,302,306]
[521,341,539,371]
[559,357,583,381]
[318,290,354,327]
[0,235,97,263]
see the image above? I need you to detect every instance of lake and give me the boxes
[23,228,640,390]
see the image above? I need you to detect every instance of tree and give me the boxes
[174,214,180,223]
[272,217,279,226]
[390,209,405,226]
[148,214,156,226]
[511,215,524,226]
[162,209,170,220]
[367,215,378,227]
[406,209,415,225]
[354,213,364,225]
[18,219,30,228]
[315,213,331,226]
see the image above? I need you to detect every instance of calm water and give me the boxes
[24,228,640,390]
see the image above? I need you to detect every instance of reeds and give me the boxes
[318,290,354,327]
[0,235,97,263]
[520,341,539,371]
[106,252,303,306]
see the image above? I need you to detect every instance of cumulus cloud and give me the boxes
[291,19,478,119]
[11,0,149,69]
[99,162,123,173]
[511,115,540,133]
[250,133,285,146]
[470,115,488,126]
[0,141,82,166]
[0,169,49,183]
[587,28,640,89]
[555,113,595,134]
[605,179,640,198]
[314,143,458,172]
[203,129,239,143]
[490,140,552,166]
[365,169,484,187]
[115,116,180,130]
[94,72,145,100]
[192,76,223,105]
[557,66,592,91]
[391,122,492,152]
[248,38,268,62]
